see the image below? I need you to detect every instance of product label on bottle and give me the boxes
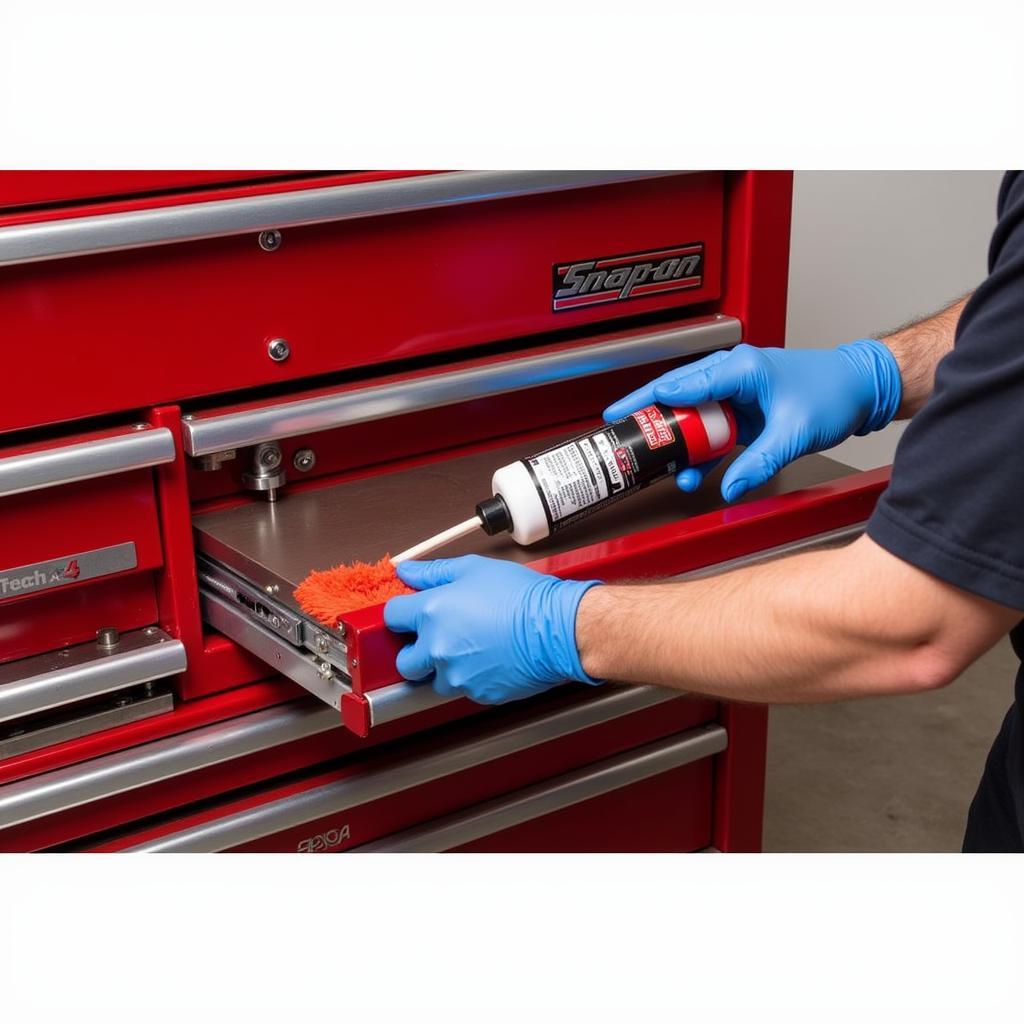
[524,403,694,534]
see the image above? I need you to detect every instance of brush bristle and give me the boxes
[293,556,413,626]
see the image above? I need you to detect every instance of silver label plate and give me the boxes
[0,541,137,600]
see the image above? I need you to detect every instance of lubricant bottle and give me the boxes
[474,401,737,545]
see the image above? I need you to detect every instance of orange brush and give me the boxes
[294,556,412,627]
[294,517,483,626]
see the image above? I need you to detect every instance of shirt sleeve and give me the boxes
[866,171,1024,611]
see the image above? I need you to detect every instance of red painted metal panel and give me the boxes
[144,405,272,699]
[454,761,713,853]
[0,172,287,210]
[0,688,494,852]
[86,694,713,852]
[0,471,161,576]
[720,171,793,344]
[0,174,722,434]
[0,678,295,787]
[147,404,206,689]
[0,573,159,668]
[713,703,769,852]
[0,171,439,226]
[0,469,163,663]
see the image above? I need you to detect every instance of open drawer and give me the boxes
[194,422,887,736]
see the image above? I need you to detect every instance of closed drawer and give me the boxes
[78,685,716,853]
[357,733,719,853]
[0,171,723,433]
[0,423,174,664]
[0,171,290,211]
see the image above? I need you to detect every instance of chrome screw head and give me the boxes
[259,229,282,251]
[267,338,291,362]
[293,448,316,472]
[259,445,283,470]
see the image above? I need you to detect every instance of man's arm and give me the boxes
[576,533,1020,703]
[881,294,970,418]
[601,292,973,502]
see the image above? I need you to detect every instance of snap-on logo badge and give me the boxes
[296,824,351,853]
[552,242,704,312]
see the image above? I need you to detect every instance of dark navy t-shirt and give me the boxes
[867,171,1024,850]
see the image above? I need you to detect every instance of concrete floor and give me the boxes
[763,637,1018,852]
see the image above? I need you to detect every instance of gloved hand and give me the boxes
[384,555,602,704]
[603,340,902,502]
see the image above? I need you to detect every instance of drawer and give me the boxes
[77,685,716,853]
[0,171,723,433]
[194,415,886,734]
[356,733,719,853]
[0,171,290,211]
[0,423,174,664]
[183,305,886,724]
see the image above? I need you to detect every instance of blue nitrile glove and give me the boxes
[383,555,602,705]
[603,340,901,502]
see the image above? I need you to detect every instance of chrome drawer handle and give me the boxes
[353,725,727,853]
[0,627,186,726]
[0,170,682,267]
[0,699,340,832]
[109,686,681,852]
[183,315,742,456]
[0,425,175,499]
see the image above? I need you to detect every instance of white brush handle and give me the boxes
[390,516,483,565]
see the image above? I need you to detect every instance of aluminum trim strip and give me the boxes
[355,725,728,852]
[364,680,462,727]
[673,522,867,582]
[0,699,340,831]
[0,170,680,267]
[0,426,176,498]
[183,316,742,455]
[0,693,175,760]
[0,628,186,725]
[119,685,678,852]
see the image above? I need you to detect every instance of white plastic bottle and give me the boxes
[475,401,737,546]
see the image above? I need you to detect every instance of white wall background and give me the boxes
[786,171,1003,468]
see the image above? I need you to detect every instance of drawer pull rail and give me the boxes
[182,316,742,456]
[354,726,727,853]
[0,425,175,498]
[0,170,680,267]
[0,627,185,726]
[116,686,680,852]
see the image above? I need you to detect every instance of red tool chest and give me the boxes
[0,169,886,853]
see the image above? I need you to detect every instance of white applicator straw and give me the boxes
[389,399,739,568]
[390,516,484,566]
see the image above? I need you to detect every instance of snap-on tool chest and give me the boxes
[0,170,889,852]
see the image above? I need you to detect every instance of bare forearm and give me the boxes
[575,536,1017,703]
[881,294,970,418]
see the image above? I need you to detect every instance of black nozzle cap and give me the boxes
[475,495,512,536]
